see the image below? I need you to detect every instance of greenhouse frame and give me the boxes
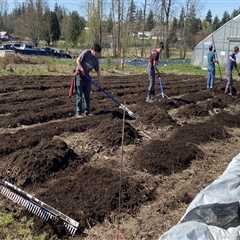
[192,14,240,69]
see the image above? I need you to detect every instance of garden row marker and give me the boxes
[0,181,79,236]
[116,103,126,240]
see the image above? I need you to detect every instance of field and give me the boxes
[1,73,240,239]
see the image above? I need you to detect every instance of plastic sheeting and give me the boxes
[159,153,240,240]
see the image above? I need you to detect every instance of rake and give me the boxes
[0,180,79,236]
[83,75,138,119]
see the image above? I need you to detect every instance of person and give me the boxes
[146,42,164,103]
[225,46,240,96]
[74,43,101,117]
[207,45,218,90]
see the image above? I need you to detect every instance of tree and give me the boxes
[41,9,51,45]
[179,0,201,58]
[161,0,173,58]
[146,10,155,31]
[169,17,178,44]
[178,7,184,29]
[205,9,212,24]
[221,11,230,25]
[128,0,136,22]
[140,0,147,57]
[106,12,113,33]
[212,16,220,31]
[136,8,143,31]
[68,11,85,45]
[231,8,240,19]
[50,11,61,42]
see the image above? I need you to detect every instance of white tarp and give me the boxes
[159,153,240,240]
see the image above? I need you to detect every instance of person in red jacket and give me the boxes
[146,42,164,103]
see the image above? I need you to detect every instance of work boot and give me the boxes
[75,112,84,118]
[146,96,154,103]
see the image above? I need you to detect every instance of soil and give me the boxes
[90,118,140,148]
[133,139,203,175]
[0,74,240,239]
[138,104,176,127]
[3,139,87,187]
[36,166,156,232]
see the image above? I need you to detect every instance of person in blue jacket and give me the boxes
[207,45,218,90]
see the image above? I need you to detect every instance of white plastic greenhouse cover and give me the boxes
[192,14,240,67]
[159,153,240,240]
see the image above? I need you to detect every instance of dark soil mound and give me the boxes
[176,94,233,118]
[214,112,240,128]
[207,95,229,109]
[133,140,203,175]
[92,118,140,147]
[37,166,154,232]
[177,103,209,118]
[3,139,86,186]
[133,102,175,127]
[141,108,175,127]
[173,121,229,145]
[180,90,213,104]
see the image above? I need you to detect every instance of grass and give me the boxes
[0,54,239,79]
[0,207,58,240]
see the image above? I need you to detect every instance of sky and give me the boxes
[6,0,240,20]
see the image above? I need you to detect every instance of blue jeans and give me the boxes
[225,73,233,94]
[207,69,215,89]
[75,74,92,114]
[147,65,155,97]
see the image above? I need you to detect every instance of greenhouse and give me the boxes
[192,14,240,68]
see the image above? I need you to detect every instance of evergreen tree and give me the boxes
[128,0,136,22]
[146,10,154,31]
[50,11,61,42]
[68,11,85,44]
[205,9,212,24]
[41,9,51,45]
[231,8,240,19]
[221,11,231,25]
[213,16,220,30]
[178,7,185,29]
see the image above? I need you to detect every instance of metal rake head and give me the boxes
[0,181,79,236]
[119,104,138,119]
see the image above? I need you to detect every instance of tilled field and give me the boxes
[1,74,240,239]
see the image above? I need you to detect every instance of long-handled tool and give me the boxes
[212,34,223,81]
[0,181,79,236]
[85,76,137,119]
[155,68,169,99]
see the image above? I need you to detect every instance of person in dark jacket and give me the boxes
[146,42,164,103]
[75,43,101,117]
[225,46,240,96]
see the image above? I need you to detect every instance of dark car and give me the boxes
[44,47,72,59]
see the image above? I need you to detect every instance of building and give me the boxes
[192,14,240,69]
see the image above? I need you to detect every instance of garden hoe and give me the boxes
[0,181,79,236]
[89,77,138,119]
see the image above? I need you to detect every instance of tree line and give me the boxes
[0,0,239,59]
